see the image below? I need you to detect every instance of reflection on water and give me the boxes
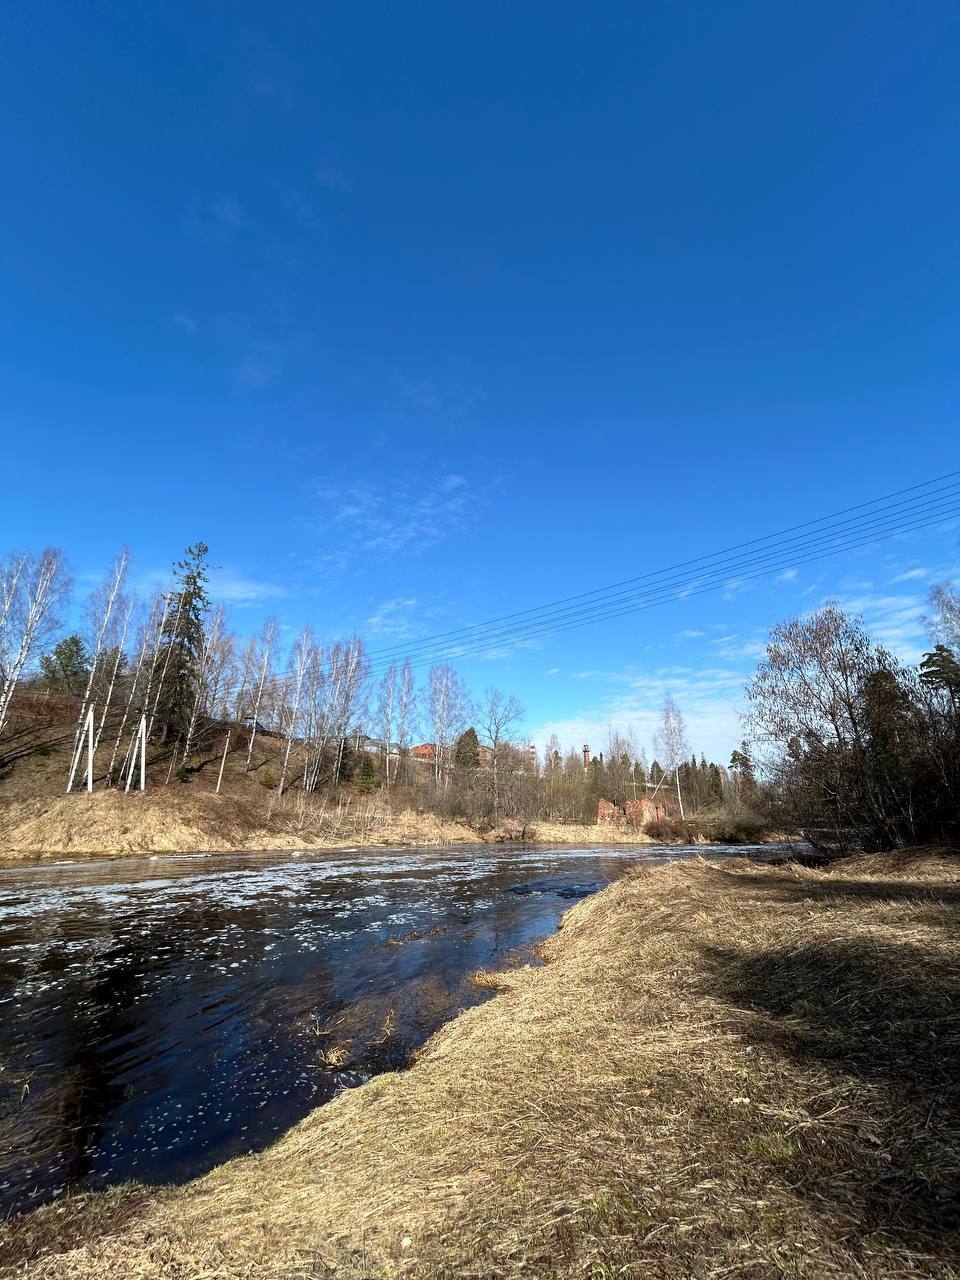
[0,841,776,1215]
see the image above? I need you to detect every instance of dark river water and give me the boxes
[0,841,779,1217]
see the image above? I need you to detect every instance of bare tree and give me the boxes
[604,726,638,807]
[327,637,369,786]
[244,617,278,770]
[66,548,130,791]
[233,635,258,722]
[0,548,70,741]
[277,627,314,797]
[654,694,689,818]
[179,605,233,768]
[105,593,158,785]
[929,582,960,651]
[427,664,470,795]
[394,658,417,785]
[374,663,398,788]
[476,687,524,824]
[746,604,893,843]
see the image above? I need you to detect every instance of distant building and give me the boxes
[597,796,664,827]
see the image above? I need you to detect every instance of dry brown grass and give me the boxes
[3,848,960,1278]
[0,792,482,862]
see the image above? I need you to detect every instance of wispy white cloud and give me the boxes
[172,312,197,334]
[311,472,476,560]
[365,596,420,638]
[777,567,798,582]
[890,566,929,583]
[529,664,746,763]
[209,570,288,605]
[834,591,929,662]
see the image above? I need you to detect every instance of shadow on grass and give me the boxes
[701,876,960,1244]
[718,862,960,907]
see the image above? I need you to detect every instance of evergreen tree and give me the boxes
[920,644,960,707]
[155,542,212,743]
[355,752,380,794]
[708,762,724,805]
[39,634,89,695]
[729,740,755,781]
[454,725,480,768]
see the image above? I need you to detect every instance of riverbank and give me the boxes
[0,791,668,864]
[4,845,958,1278]
[0,792,796,865]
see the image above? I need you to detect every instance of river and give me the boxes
[0,841,779,1217]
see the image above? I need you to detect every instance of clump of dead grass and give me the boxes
[3,847,959,1279]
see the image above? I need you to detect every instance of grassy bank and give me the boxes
[3,847,958,1277]
[0,791,666,863]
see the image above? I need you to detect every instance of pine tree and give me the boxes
[920,644,960,707]
[39,635,89,695]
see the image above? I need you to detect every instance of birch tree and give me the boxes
[179,605,229,768]
[0,549,70,741]
[277,626,314,796]
[654,694,689,818]
[66,548,130,792]
[327,637,369,786]
[233,635,258,723]
[93,595,134,756]
[106,592,162,785]
[929,582,960,652]
[372,658,416,788]
[394,658,417,784]
[244,617,278,770]
[374,663,398,787]
[427,663,469,795]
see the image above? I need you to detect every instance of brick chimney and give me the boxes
[583,743,590,769]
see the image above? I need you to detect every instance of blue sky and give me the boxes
[1,2,957,761]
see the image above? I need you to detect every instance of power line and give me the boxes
[203,469,959,702]
[367,468,960,662]
[363,486,960,674]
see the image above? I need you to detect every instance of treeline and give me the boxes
[0,541,756,835]
[747,590,960,850]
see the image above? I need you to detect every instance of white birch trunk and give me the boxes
[0,550,65,740]
[67,549,128,792]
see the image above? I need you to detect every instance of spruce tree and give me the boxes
[454,726,480,768]
[356,752,380,794]
[155,542,212,743]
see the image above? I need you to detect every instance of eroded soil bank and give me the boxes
[3,846,958,1279]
